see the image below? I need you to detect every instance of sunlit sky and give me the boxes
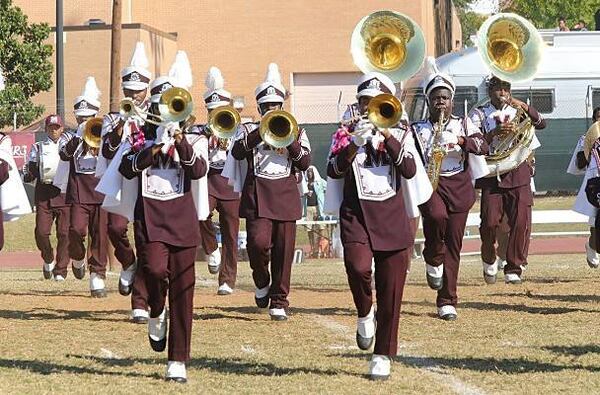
[469,0,499,14]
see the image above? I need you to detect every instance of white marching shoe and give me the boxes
[269,308,288,321]
[148,308,167,352]
[356,306,375,350]
[53,274,65,282]
[369,354,391,381]
[425,263,444,290]
[89,273,107,298]
[504,272,522,284]
[585,242,600,268]
[217,282,233,295]
[43,261,56,280]
[438,305,458,321]
[207,249,221,274]
[131,308,149,324]
[166,361,187,383]
[482,258,501,284]
[119,261,137,296]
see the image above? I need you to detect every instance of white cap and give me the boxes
[255,63,286,104]
[356,72,396,99]
[121,41,152,91]
[73,76,101,116]
[203,66,232,110]
[168,51,193,90]
[149,76,175,104]
[422,56,455,98]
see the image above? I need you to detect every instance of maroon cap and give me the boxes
[45,114,63,127]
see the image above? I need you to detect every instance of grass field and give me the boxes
[0,253,598,394]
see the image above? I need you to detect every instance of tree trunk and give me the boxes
[109,0,122,113]
[434,0,453,57]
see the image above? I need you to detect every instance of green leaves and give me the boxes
[504,0,598,30]
[0,0,52,128]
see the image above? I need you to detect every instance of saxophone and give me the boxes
[426,112,447,191]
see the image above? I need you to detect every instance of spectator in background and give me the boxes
[452,40,462,52]
[303,165,327,257]
[557,16,570,31]
[573,20,588,31]
[595,9,600,30]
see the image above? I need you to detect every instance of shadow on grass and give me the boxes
[460,301,595,315]
[0,290,93,298]
[488,292,600,304]
[68,354,354,377]
[543,344,600,356]
[0,358,161,379]
[193,312,255,322]
[0,308,130,322]
[212,305,356,317]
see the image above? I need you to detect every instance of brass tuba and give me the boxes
[476,13,544,177]
[82,117,103,149]
[259,110,299,149]
[207,105,241,140]
[351,10,426,82]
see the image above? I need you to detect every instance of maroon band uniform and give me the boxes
[60,135,108,278]
[197,125,240,287]
[470,102,546,276]
[231,123,311,312]
[413,115,489,307]
[120,132,207,362]
[24,138,71,277]
[328,128,416,357]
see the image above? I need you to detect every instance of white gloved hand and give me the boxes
[352,133,368,147]
[440,131,459,147]
[159,122,179,154]
[370,130,385,149]
[352,121,374,147]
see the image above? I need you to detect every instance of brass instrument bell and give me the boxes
[82,117,103,149]
[367,93,403,129]
[158,87,194,123]
[207,105,241,140]
[259,110,299,149]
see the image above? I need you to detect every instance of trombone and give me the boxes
[259,110,299,149]
[207,105,240,140]
[82,117,103,149]
[119,87,195,126]
[343,93,403,131]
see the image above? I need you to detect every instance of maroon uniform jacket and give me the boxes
[59,136,103,205]
[231,123,311,222]
[327,132,416,251]
[119,134,207,248]
[197,124,239,201]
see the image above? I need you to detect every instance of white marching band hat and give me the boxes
[203,66,232,109]
[356,72,396,99]
[255,63,286,104]
[149,51,193,104]
[121,41,152,91]
[73,76,101,116]
[149,76,175,104]
[422,56,455,98]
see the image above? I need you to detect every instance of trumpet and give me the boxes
[207,105,240,140]
[259,110,299,149]
[82,117,103,149]
[343,93,403,132]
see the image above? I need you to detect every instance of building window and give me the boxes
[591,89,600,110]
[511,89,555,114]
[453,86,479,117]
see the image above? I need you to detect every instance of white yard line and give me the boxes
[312,315,487,395]
[99,347,122,359]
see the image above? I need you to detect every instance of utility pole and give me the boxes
[56,0,64,119]
[109,0,122,112]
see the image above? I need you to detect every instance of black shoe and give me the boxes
[483,273,497,285]
[356,332,374,350]
[149,336,167,352]
[426,273,443,290]
[118,282,132,296]
[369,373,389,381]
[165,377,187,384]
[440,313,457,321]
[72,262,86,280]
[132,316,148,324]
[255,295,269,308]
[90,289,107,298]
[43,266,53,280]
[270,314,288,321]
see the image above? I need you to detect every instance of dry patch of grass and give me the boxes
[0,253,598,393]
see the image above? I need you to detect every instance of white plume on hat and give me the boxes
[423,56,455,98]
[255,62,286,104]
[73,76,101,116]
[203,66,232,109]
[121,41,152,90]
[0,67,5,91]
[169,51,193,89]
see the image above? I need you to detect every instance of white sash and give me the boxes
[0,148,32,221]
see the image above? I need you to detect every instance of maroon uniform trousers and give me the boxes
[231,126,311,310]
[0,160,9,250]
[24,160,71,275]
[328,133,416,357]
[199,190,240,287]
[102,129,147,309]
[60,137,108,277]
[120,134,206,362]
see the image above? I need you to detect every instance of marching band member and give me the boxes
[197,67,241,295]
[99,42,151,322]
[230,63,311,321]
[23,115,71,280]
[325,71,430,380]
[413,64,489,321]
[59,76,109,297]
[571,108,600,268]
[469,75,546,284]
[119,76,208,383]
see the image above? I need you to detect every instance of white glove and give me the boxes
[370,130,385,149]
[352,120,374,147]
[159,122,179,154]
[440,131,459,147]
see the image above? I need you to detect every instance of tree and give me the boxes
[0,0,53,128]
[453,0,487,45]
[505,0,599,30]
